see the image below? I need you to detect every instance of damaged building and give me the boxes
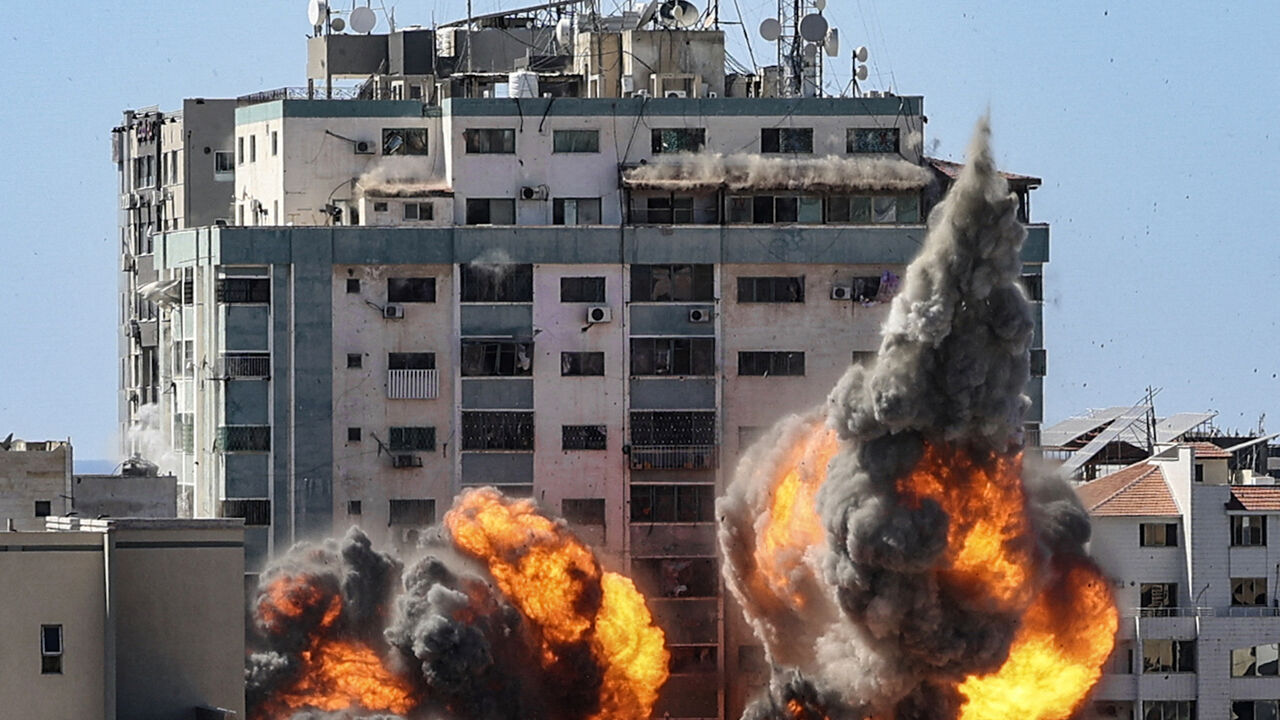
[111,2,1050,717]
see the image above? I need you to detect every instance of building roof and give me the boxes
[1227,486,1280,512]
[1075,462,1180,517]
[926,158,1042,187]
[1184,441,1232,459]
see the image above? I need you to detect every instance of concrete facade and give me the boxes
[0,439,71,531]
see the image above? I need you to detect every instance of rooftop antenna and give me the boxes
[350,4,377,33]
[758,0,838,96]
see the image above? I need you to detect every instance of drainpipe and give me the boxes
[103,527,117,720]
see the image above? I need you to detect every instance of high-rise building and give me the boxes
[112,5,1049,717]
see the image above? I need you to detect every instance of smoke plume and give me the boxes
[623,152,933,193]
[719,119,1117,720]
[248,489,668,720]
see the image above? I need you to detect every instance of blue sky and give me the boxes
[1,1,1277,461]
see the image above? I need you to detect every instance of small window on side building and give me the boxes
[41,624,62,674]
[34,500,51,517]
[1139,523,1178,547]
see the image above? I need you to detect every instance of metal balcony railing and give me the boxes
[215,425,271,453]
[387,369,439,400]
[217,353,270,378]
[629,445,718,471]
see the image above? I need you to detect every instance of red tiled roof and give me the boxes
[925,158,1042,186]
[1075,462,1180,517]
[1228,486,1280,511]
[1184,441,1231,459]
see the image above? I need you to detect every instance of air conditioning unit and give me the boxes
[688,308,711,323]
[392,454,423,468]
[707,91,718,98]
[586,305,612,324]
[635,89,651,98]
[665,90,688,98]
[354,140,374,154]
[831,285,853,301]
[520,185,549,201]
[384,304,405,319]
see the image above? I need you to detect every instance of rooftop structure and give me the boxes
[0,437,71,531]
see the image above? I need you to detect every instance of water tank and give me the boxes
[508,70,540,98]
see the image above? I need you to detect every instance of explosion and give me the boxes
[247,490,668,720]
[720,119,1118,720]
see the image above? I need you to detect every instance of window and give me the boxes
[41,625,62,674]
[221,499,271,526]
[563,425,607,450]
[388,352,436,370]
[249,134,256,162]
[216,278,270,303]
[464,198,516,225]
[215,151,235,174]
[651,128,706,154]
[1139,523,1178,547]
[389,499,436,526]
[1021,274,1044,302]
[1232,700,1279,720]
[847,127,900,153]
[553,129,600,153]
[460,263,533,302]
[630,484,714,522]
[389,426,436,452]
[849,275,883,303]
[347,427,361,442]
[464,128,516,154]
[761,127,814,153]
[560,276,605,303]
[216,426,271,452]
[629,411,716,447]
[561,352,605,376]
[346,278,360,293]
[461,341,533,376]
[633,557,719,597]
[1030,349,1048,377]
[1142,639,1196,673]
[737,276,804,303]
[373,202,389,212]
[669,646,718,674]
[642,194,697,224]
[630,337,716,376]
[1232,515,1267,546]
[237,137,244,165]
[271,131,278,156]
[1142,701,1194,720]
[34,500,51,517]
[1232,577,1268,606]
[382,128,428,155]
[461,411,535,451]
[630,264,714,302]
[347,500,362,515]
[826,195,871,223]
[553,197,602,225]
[403,202,434,221]
[1194,463,1204,483]
[1139,582,1177,614]
[562,498,606,525]
[1232,643,1280,677]
[346,353,362,369]
[739,351,805,377]
[387,277,436,303]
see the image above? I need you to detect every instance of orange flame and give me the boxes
[445,488,670,720]
[257,573,342,635]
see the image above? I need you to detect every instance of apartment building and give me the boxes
[1080,443,1280,720]
[0,438,72,531]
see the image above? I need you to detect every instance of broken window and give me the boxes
[850,275,882,303]
[464,128,516,154]
[382,127,428,155]
[461,341,533,376]
[1139,582,1177,614]
[464,198,516,225]
[562,425,607,451]
[630,484,714,523]
[461,411,535,450]
[459,263,533,302]
[1142,639,1195,673]
[561,351,605,376]
[553,197,602,225]
[41,624,62,675]
[216,278,270,303]
[1233,700,1280,720]
[560,276,605,303]
[403,202,434,221]
[630,337,715,376]
[389,499,436,526]
[669,646,718,674]
[1232,577,1268,606]
[562,498,606,526]
[847,127,900,154]
[1232,643,1280,677]
[632,557,719,597]
[630,264,714,302]
[1021,274,1044,301]
[737,276,804,303]
[1232,515,1267,546]
[221,499,271,526]
[388,352,435,370]
[389,426,436,452]
[387,277,436,303]
[1144,702,1195,720]
[761,127,814,154]
[651,128,706,154]
[215,151,235,174]
[553,130,600,153]
[738,351,805,377]
[1139,523,1178,547]
[630,411,716,447]
[873,196,897,223]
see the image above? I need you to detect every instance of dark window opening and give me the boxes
[387,277,436,303]
[1232,577,1268,607]
[560,276,606,303]
[347,500,362,515]
[1232,515,1267,546]
[630,484,714,523]
[388,352,436,370]
[40,624,62,675]
[553,130,600,153]
[1139,582,1177,613]
[561,351,605,376]
[464,198,516,225]
[1030,349,1047,377]
[737,276,804,303]
[562,498,606,526]
[738,351,805,377]
[460,263,533,302]
[563,425,607,450]
[403,202,434,221]
[761,127,814,153]
[221,498,271,526]
[382,127,428,155]
[630,264,714,302]
[462,411,534,451]
[630,411,716,447]
[1021,274,1044,301]
[347,353,362,368]
[464,128,516,154]
[669,646,718,674]
[848,127,900,154]
[651,128,706,154]
[553,197,602,225]
[461,341,533,376]
[34,500,51,517]
[389,426,436,452]
[347,427,362,442]
[1139,523,1178,547]
[216,278,270,303]
[630,337,715,376]
[389,498,436,526]
[1141,639,1196,673]
[346,278,360,294]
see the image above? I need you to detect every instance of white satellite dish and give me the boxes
[636,0,663,27]
[555,17,572,47]
[759,17,781,41]
[855,45,869,62]
[824,27,839,57]
[855,64,869,81]
[350,5,376,33]
[813,0,826,10]
[331,16,346,32]
[307,0,327,27]
[672,1,700,27]
[798,13,828,42]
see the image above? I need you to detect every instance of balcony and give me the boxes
[387,369,439,400]
[628,445,718,471]
[217,352,270,378]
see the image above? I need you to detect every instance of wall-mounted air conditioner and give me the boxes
[354,140,374,154]
[665,90,688,98]
[392,454,423,468]
[384,304,405,319]
[688,308,711,323]
[520,185,549,201]
[586,306,612,324]
[831,285,853,301]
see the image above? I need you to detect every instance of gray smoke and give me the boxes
[623,152,932,193]
[719,119,1094,720]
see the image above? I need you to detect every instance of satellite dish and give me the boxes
[330,16,346,32]
[824,27,839,56]
[350,5,376,33]
[855,45,869,62]
[803,43,819,62]
[556,17,572,47]
[759,17,781,41]
[636,0,662,27]
[798,13,828,42]
[672,1,699,27]
[813,0,826,10]
[855,64,869,81]
[307,0,327,27]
